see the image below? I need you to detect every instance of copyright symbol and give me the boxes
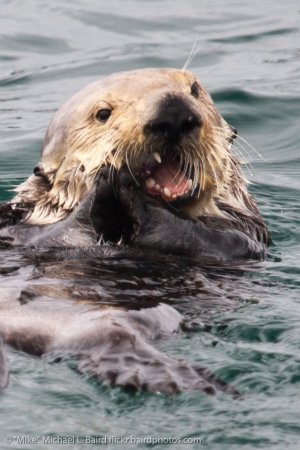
[5,436,12,444]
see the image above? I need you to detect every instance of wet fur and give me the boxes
[7,69,270,250]
[0,68,270,395]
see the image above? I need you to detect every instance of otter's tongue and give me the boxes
[143,155,191,201]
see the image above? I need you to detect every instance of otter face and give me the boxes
[14,69,239,224]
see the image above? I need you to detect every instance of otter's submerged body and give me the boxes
[0,68,270,394]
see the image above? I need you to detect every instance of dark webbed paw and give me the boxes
[114,166,263,260]
[81,355,239,395]
[75,330,239,396]
[116,166,177,249]
[90,166,136,244]
[51,304,240,396]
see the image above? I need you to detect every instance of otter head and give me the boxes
[13,68,241,224]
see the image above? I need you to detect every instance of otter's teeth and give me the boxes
[164,187,172,198]
[146,176,192,199]
[153,152,161,164]
[145,177,156,189]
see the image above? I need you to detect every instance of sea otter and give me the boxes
[0,68,270,394]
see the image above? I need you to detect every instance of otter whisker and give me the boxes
[206,153,220,192]
[212,126,268,162]
[200,151,206,192]
[236,135,268,163]
[231,140,253,163]
[183,143,196,183]
[209,132,256,179]
[126,151,140,187]
[182,36,199,72]
[212,131,254,165]
[231,140,262,176]
[186,161,193,191]
[211,131,258,179]
[230,148,257,179]
[176,155,185,182]
[181,143,194,189]
[192,161,199,196]
[172,153,188,188]
[208,144,225,173]
[204,131,256,182]
[190,141,205,192]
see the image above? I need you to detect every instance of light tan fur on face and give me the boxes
[11,68,255,225]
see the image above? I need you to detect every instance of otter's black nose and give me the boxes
[145,95,201,146]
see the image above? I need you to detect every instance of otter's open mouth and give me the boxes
[141,153,193,202]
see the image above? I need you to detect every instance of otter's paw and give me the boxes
[90,165,134,244]
[75,334,239,396]
[116,166,172,245]
[77,352,239,395]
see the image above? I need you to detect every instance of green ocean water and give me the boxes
[0,1,299,449]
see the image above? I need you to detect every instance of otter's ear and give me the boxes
[33,162,49,181]
[228,125,237,146]
[229,125,237,139]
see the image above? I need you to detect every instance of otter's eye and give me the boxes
[96,109,112,122]
[191,82,200,98]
